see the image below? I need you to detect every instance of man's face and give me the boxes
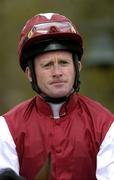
[27,51,76,98]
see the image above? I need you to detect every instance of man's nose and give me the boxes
[52,64,62,77]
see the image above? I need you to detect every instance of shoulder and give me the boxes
[77,93,113,117]
[3,96,37,119]
[2,96,38,132]
[77,94,114,141]
[1,96,38,142]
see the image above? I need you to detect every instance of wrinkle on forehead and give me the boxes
[34,51,73,62]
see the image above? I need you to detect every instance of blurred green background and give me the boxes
[0,0,114,114]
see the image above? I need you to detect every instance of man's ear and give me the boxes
[25,66,32,82]
[78,61,82,72]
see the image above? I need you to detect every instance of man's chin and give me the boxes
[49,92,69,98]
[41,88,73,98]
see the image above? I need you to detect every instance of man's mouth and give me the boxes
[50,81,66,85]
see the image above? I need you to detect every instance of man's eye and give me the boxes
[44,63,50,67]
[42,62,52,68]
[60,60,69,65]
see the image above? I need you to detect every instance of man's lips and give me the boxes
[49,81,67,88]
[50,81,66,85]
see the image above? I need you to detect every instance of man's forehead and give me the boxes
[35,51,72,60]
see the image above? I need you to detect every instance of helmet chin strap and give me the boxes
[40,88,75,104]
[41,94,71,104]
[28,53,80,104]
[28,60,41,94]
[72,54,81,92]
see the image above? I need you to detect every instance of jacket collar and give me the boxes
[35,93,78,118]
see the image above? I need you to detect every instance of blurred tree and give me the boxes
[0,0,114,114]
